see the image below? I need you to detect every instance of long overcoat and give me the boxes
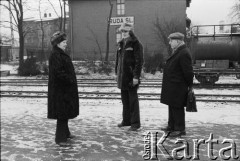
[115,36,144,90]
[160,44,193,107]
[48,46,79,120]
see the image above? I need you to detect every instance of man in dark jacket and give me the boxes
[115,23,144,131]
[160,32,193,137]
[48,31,79,146]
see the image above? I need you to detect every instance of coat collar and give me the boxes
[118,36,137,48]
[166,44,187,61]
[53,46,69,57]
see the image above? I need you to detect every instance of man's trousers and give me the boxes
[121,87,140,128]
[168,106,185,131]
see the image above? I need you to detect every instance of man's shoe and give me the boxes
[161,126,174,132]
[117,123,131,127]
[169,131,186,137]
[67,134,76,139]
[128,126,140,131]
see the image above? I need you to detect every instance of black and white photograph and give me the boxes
[0,0,240,160]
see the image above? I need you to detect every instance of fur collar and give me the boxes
[53,46,69,57]
[118,36,138,48]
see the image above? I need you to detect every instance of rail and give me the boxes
[190,24,240,40]
[1,81,239,88]
[1,90,240,103]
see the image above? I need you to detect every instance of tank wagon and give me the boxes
[188,24,240,85]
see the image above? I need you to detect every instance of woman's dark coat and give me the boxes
[48,46,79,120]
[161,44,194,107]
[115,36,144,90]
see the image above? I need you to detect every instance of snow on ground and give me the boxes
[0,64,13,71]
[1,62,240,160]
[1,86,240,96]
[0,64,18,74]
[1,62,240,83]
[1,97,240,161]
[2,98,238,125]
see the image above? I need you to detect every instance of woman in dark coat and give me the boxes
[115,23,144,131]
[160,32,193,137]
[48,31,79,146]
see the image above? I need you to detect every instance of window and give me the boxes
[117,0,125,16]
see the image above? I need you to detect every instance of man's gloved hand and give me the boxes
[133,78,139,86]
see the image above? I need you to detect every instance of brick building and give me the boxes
[68,0,191,60]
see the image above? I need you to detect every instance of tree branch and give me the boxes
[0,20,18,29]
[87,25,103,61]
[0,2,18,25]
[47,0,60,17]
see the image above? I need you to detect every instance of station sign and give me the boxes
[109,16,134,26]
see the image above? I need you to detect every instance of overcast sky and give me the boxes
[187,0,237,25]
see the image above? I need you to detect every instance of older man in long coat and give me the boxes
[160,32,193,137]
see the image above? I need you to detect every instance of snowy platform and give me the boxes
[1,98,240,161]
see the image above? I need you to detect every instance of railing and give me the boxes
[190,24,240,40]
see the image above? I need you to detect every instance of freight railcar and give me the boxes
[188,24,240,85]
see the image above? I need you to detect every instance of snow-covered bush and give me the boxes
[18,58,41,76]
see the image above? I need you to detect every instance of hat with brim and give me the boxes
[51,31,67,46]
[168,32,184,40]
[119,23,133,32]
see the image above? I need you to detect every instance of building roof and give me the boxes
[23,17,58,22]
[23,16,69,22]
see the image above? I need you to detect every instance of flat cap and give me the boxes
[168,32,184,40]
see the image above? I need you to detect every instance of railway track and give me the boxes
[1,90,240,103]
[1,80,239,88]
[0,78,162,81]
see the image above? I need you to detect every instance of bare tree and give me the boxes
[86,26,114,75]
[1,0,27,68]
[63,0,67,32]
[229,0,240,23]
[47,0,68,32]
[105,0,113,63]
[87,26,103,61]
[153,16,184,56]
[38,0,45,63]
